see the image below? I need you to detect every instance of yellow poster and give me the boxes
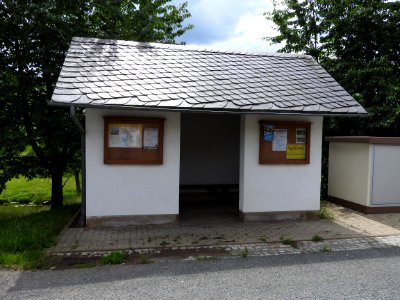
[286,144,306,159]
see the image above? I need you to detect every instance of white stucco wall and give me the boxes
[328,143,372,206]
[180,113,240,185]
[85,108,181,217]
[239,114,323,213]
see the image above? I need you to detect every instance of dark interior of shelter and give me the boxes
[179,113,240,223]
[179,184,239,223]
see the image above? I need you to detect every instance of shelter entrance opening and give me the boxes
[179,113,240,223]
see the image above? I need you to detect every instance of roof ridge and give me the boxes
[71,37,313,60]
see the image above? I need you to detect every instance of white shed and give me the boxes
[327,136,400,213]
[51,37,366,226]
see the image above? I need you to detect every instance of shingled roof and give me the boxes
[51,37,366,115]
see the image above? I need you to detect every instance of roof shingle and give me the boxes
[51,37,367,115]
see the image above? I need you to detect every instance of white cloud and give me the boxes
[176,0,282,53]
[189,9,281,53]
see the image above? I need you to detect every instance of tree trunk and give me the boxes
[51,169,64,209]
[74,170,81,194]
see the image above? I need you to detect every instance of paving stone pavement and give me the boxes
[49,203,400,258]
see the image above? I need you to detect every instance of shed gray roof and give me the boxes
[51,37,367,115]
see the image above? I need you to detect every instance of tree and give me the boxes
[88,0,192,43]
[265,0,400,136]
[265,0,328,62]
[0,0,192,209]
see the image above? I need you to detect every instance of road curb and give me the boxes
[48,235,400,260]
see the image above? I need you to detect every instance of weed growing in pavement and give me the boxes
[239,247,249,258]
[312,235,324,242]
[138,254,153,264]
[280,235,298,248]
[320,246,332,252]
[320,201,334,219]
[159,240,170,246]
[100,251,125,265]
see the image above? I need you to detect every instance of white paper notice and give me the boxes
[129,127,142,147]
[143,127,159,149]
[272,129,287,151]
[109,124,142,148]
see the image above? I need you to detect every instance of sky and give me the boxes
[173,0,281,53]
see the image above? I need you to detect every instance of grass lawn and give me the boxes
[0,177,80,270]
[0,176,77,205]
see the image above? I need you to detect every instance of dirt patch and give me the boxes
[49,247,231,270]
[49,255,101,270]
[127,247,231,264]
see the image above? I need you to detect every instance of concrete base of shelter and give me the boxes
[86,214,179,227]
[239,210,320,222]
[329,196,400,214]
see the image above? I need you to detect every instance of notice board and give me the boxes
[104,117,165,164]
[259,120,311,164]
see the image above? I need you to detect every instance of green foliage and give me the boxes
[0,177,78,205]
[266,0,400,136]
[0,203,79,269]
[101,251,125,265]
[0,1,87,208]
[239,247,249,258]
[265,0,328,62]
[89,0,193,43]
[0,0,192,208]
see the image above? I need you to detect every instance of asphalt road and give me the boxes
[1,248,400,300]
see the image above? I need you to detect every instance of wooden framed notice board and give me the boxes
[259,120,311,164]
[104,116,165,164]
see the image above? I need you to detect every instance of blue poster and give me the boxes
[263,124,274,141]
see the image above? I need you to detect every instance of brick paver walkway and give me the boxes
[49,203,400,257]
[328,204,400,236]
